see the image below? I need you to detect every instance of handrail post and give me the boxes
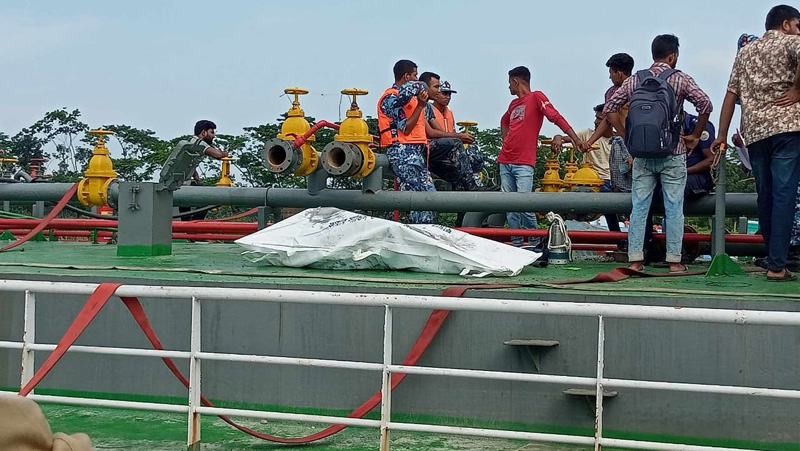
[380,305,393,451]
[187,296,202,450]
[20,290,36,392]
[594,315,606,451]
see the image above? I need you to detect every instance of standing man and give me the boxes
[604,34,713,273]
[712,5,800,281]
[500,66,585,248]
[160,120,229,222]
[378,60,435,224]
[586,53,636,193]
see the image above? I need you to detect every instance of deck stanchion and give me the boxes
[380,305,393,451]
[20,290,36,391]
[187,296,202,449]
[594,316,606,451]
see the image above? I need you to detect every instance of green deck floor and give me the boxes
[0,241,796,302]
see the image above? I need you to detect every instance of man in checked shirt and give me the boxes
[598,34,713,273]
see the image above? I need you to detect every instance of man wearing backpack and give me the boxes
[603,34,713,273]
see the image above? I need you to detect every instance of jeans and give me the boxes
[500,163,539,247]
[748,132,800,272]
[628,154,687,263]
[601,179,621,233]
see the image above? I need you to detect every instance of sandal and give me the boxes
[628,263,646,273]
[767,270,797,282]
[669,264,689,274]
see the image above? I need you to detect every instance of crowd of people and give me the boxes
[379,4,800,282]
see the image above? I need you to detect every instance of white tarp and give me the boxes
[235,207,540,277]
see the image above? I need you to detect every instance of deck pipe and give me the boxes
[0,183,759,215]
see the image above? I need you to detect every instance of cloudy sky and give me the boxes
[1,0,766,147]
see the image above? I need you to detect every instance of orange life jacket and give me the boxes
[377,87,428,146]
[432,106,455,133]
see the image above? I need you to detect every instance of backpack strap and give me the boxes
[656,68,679,81]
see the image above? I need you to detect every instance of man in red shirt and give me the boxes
[500,66,584,247]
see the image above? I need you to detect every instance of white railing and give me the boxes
[0,279,798,450]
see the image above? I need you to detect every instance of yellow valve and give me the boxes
[276,87,317,176]
[334,88,375,178]
[77,128,117,207]
[538,139,564,192]
[216,157,235,187]
[457,121,478,148]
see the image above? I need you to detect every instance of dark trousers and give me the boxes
[427,138,478,226]
[749,131,800,272]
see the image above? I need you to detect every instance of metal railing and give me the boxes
[0,279,798,450]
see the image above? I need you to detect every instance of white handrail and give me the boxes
[1,278,796,451]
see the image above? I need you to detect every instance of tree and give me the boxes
[28,108,90,180]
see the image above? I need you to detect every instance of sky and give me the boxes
[0,0,767,152]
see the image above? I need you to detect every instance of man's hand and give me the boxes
[776,87,800,107]
[416,90,429,105]
[457,133,476,145]
[551,135,564,152]
[681,135,700,154]
[710,137,727,155]
[205,147,229,160]
[626,157,634,172]
[577,140,592,153]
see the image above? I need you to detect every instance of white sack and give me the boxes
[235,207,540,277]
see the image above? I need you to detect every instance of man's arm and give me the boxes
[679,74,713,151]
[426,117,476,143]
[500,111,510,140]
[380,81,427,134]
[403,91,428,134]
[710,91,739,151]
[687,146,715,175]
[598,76,636,143]
[204,147,228,159]
[776,38,800,106]
[585,119,612,146]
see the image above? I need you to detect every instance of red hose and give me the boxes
[292,121,340,148]
[0,184,78,252]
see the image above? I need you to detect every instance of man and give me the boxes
[160,120,228,222]
[646,113,717,264]
[378,60,435,224]
[432,80,485,186]
[586,53,635,193]
[500,66,585,248]
[552,104,620,234]
[418,72,478,193]
[712,5,800,281]
[604,34,713,274]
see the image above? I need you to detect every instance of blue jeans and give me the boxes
[500,163,539,247]
[628,154,687,263]
[748,132,800,272]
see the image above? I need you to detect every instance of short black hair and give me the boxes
[419,71,439,86]
[194,120,216,136]
[606,53,634,75]
[651,34,680,60]
[393,60,417,81]
[508,66,531,83]
[593,104,605,113]
[766,5,800,30]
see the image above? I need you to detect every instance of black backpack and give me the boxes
[625,69,681,158]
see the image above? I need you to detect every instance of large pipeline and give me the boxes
[0,183,759,215]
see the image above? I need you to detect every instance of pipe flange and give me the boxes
[321,142,362,177]
[262,139,297,174]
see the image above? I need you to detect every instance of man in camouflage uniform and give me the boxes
[378,60,435,224]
